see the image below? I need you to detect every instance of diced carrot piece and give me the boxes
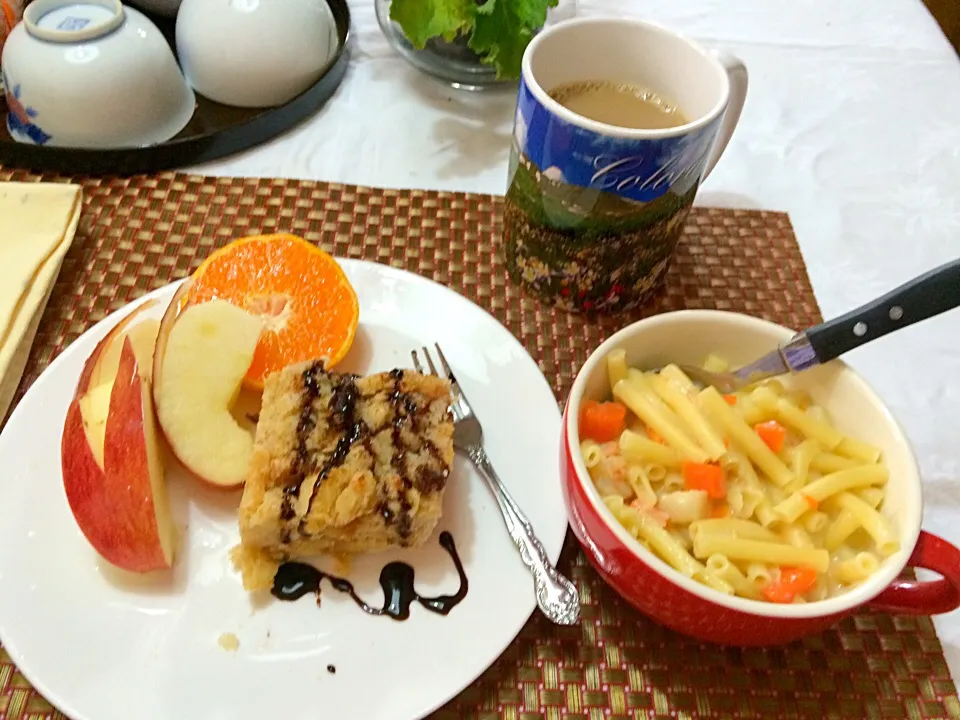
[710,502,729,519]
[580,400,628,443]
[646,426,666,444]
[802,494,819,510]
[723,394,737,405]
[762,583,796,604]
[579,401,598,438]
[754,420,788,453]
[682,461,727,500]
[724,438,730,449]
[780,567,818,594]
[762,566,818,603]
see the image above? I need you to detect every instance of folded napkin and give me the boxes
[0,182,83,422]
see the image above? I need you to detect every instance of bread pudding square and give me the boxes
[234,360,455,590]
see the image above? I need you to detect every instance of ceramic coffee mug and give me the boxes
[502,17,748,313]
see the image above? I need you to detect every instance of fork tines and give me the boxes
[411,343,456,385]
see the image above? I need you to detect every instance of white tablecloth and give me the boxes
[188,0,960,680]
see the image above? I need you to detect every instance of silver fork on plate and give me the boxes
[412,344,581,626]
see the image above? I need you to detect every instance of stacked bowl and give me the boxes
[0,0,338,149]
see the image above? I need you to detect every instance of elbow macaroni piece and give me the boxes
[607,349,629,392]
[615,371,708,462]
[619,429,684,468]
[580,440,603,468]
[832,552,880,585]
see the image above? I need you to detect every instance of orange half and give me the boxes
[185,234,359,389]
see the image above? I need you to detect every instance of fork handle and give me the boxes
[805,257,960,362]
[467,447,581,626]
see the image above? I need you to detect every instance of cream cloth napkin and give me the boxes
[0,182,83,421]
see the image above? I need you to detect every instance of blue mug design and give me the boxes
[502,18,747,313]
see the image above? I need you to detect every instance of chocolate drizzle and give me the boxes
[416,466,448,494]
[281,365,452,545]
[299,373,372,534]
[290,362,325,478]
[271,531,468,621]
[387,369,415,541]
[280,362,326,541]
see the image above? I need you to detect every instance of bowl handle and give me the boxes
[867,531,960,615]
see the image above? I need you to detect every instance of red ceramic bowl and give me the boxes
[561,310,960,646]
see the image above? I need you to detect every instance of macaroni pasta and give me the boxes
[578,359,895,604]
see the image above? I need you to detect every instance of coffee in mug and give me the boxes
[549,81,687,131]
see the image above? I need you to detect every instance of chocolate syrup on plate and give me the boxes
[271,531,468,621]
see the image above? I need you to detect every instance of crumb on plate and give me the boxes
[218,632,240,652]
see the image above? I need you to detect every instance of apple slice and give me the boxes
[154,300,264,488]
[62,300,156,502]
[91,313,161,389]
[78,318,162,467]
[72,298,158,401]
[152,278,191,394]
[62,314,175,572]
[102,337,175,569]
[86,299,159,392]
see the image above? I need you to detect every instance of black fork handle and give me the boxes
[806,257,960,362]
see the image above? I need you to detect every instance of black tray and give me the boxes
[0,0,350,176]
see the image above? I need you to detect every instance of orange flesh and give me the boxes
[185,234,359,389]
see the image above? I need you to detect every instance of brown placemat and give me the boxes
[0,170,957,720]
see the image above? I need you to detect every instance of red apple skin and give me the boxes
[82,298,159,397]
[61,322,132,563]
[103,338,172,571]
[61,399,112,552]
[74,324,121,401]
[62,338,173,572]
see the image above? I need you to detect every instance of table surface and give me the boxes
[186,0,960,684]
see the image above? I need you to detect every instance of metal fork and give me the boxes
[412,344,581,626]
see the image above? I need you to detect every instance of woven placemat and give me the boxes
[0,169,956,720]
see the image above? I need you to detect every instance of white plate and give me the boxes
[0,260,567,720]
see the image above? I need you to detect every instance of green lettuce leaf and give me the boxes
[469,0,558,79]
[389,0,474,49]
[389,0,557,80]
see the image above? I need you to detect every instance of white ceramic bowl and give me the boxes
[125,0,181,17]
[561,310,960,645]
[1,0,195,149]
[176,0,338,108]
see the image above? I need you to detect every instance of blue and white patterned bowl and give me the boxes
[1,0,195,149]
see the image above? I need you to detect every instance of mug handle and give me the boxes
[867,531,960,615]
[702,51,748,179]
